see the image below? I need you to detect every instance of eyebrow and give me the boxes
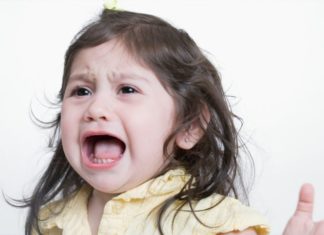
[68,73,93,84]
[68,71,152,84]
[118,72,151,84]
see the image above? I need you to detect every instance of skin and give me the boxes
[60,40,323,235]
[283,183,324,235]
[223,184,324,235]
[61,40,177,233]
[61,40,177,197]
[61,40,201,234]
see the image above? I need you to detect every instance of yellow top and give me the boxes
[36,169,270,235]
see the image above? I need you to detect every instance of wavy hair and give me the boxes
[14,9,251,235]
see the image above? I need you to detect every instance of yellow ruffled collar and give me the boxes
[112,168,189,202]
[39,168,190,231]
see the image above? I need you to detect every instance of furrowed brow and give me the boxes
[117,72,151,84]
[68,73,94,84]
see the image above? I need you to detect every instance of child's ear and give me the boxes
[175,124,203,150]
[175,106,210,150]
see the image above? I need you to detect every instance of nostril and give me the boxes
[84,107,110,122]
[84,115,94,122]
[83,96,115,122]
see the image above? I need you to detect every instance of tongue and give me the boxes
[93,138,123,159]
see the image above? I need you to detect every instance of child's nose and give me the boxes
[83,94,116,122]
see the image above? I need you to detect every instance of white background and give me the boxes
[0,0,323,234]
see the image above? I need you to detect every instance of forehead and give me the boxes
[71,40,128,68]
[70,40,152,78]
[67,40,172,92]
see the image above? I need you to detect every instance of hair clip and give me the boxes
[104,0,118,10]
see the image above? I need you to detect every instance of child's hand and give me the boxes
[283,183,324,235]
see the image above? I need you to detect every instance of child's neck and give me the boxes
[87,190,118,235]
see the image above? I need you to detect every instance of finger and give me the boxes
[294,183,314,218]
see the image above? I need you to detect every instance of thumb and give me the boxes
[294,183,314,218]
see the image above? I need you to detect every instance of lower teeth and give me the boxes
[89,154,115,164]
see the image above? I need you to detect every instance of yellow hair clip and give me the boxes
[104,0,118,10]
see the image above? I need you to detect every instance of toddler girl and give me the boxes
[17,6,323,235]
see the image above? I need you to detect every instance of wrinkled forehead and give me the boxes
[69,40,161,84]
[61,22,182,99]
[66,40,175,96]
[70,39,128,69]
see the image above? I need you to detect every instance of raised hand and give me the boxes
[283,183,324,235]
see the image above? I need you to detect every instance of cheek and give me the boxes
[60,119,80,166]
[128,106,175,152]
[60,103,78,130]
[60,110,70,140]
[133,107,174,135]
[60,106,78,151]
[60,119,70,155]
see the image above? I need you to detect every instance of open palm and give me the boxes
[283,184,324,235]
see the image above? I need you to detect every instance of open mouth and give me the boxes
[83,135,126,165]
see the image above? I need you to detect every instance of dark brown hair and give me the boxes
[17,8,251,235]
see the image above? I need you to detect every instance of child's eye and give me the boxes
[119,86,137,94]
[72,87,92,96]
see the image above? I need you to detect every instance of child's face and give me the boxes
[61,40,176,195]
